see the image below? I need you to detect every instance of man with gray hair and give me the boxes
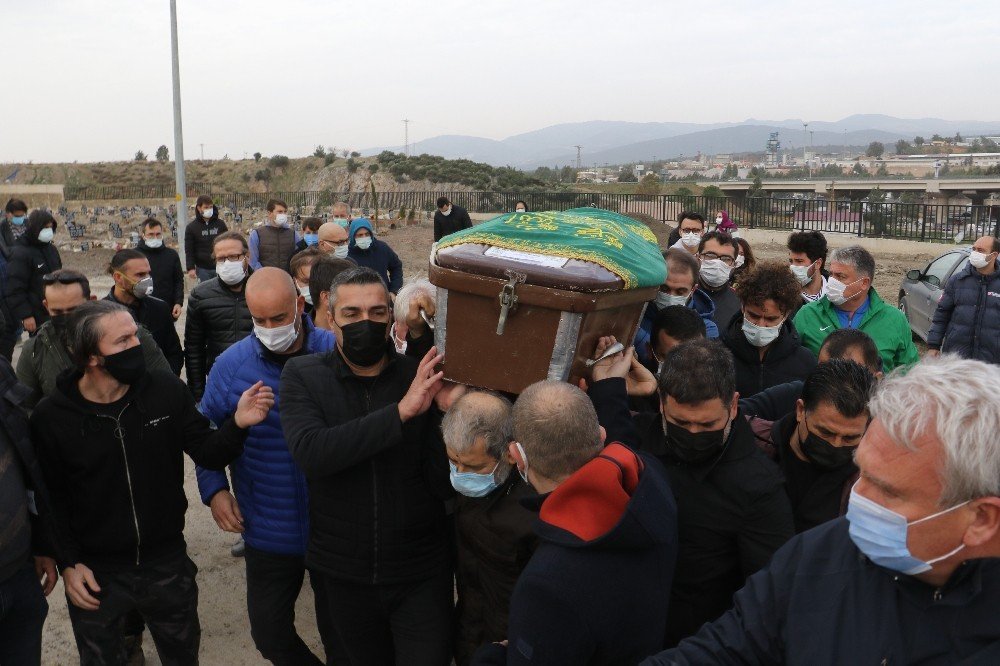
[794,244,918,371]
[443,391,536,665]
[473,380,677,665]
[642,354,1000,665]
[391,278,435,354]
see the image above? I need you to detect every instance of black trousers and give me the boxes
[0,563,48,666]
[67,551,200,666]
[318,569,453,666]
[244,545,344,666]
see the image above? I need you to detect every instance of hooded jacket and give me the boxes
[183,210,228,271]
[105,289,183,376]
[716,211,737,233]
[634,288,721,367]
[4,216,62,325]
[16,319,171,409]
[30,368,247,571]
[347,218,403,293]
[927,261,1000,364]
[183,273,254,400]
[472,442,677,665]
[137,239,185,307]
[721,314,817,398]
[196,319,336,556]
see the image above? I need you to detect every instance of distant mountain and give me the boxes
[361,116,1000,169]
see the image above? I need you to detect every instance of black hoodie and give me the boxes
[721,314,817,398]
[30,368,247,571]
[137,239,185,307]
[4,215,61,325]
[183,210,228,271]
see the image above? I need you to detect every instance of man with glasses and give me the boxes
[184,232,254,403]
[316,221,351,260]
[16,270,170,409]
[696,231,742,330]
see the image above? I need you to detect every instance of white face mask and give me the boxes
[37,227,54,243]
[201,206,214,219]
[299,286,313,306]
[274,213,289,227]
[715,216,723,225]
[255,314,299,354]
[515,207,526,213]
[734,255,745,268]
[700,258,731,288]
[969,250,995,269]
[356,236,373,250]
[680,231,701,248]
[742,316,784,348]
[790,262,813,286]
[216,259,246,286]
[333,244,350,259]
[655,292,689,309]
[441,206,452,217]
[827,276,865,306]
[144,237,163,249]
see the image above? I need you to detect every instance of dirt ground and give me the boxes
[30,216,940,664]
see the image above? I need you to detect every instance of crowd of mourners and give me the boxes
[1,194,999,665]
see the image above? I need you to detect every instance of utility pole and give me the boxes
[200,143,204,160]
[802,122,809,168]
[169,0,187,269]
[402,119,410,156]
[574,145,582,170]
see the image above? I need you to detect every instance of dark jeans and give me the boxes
[245,545,345,666]
[67,551,200,666]
[0,564,48,666]
[318,569,453,666]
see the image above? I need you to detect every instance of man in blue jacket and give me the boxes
[927,236,1000,365]
[642,355,1000,665]
[196,267,340,665]
[347,218,403,296]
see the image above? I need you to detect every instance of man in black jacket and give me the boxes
[0,198,27,359]
[642,355,1000,665]
[590,337,794,646]
[0,357,58,666]
[137,217,184,319]
[105,249,183,375]
[443,391,537,665]
[433,197,473,242]
[281,266,453,665]
[31,300,273,665]
[722,260,817,397]
[184,195,228,281]
[473,380,677,665]
[184,232,254,400]
[696,231,741,329]
[4,210,62,337]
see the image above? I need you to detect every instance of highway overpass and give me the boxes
[697,178,1000,202]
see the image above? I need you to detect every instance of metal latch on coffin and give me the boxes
[496,271,526,335]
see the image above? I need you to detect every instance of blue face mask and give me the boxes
[449,460,501,498]
[846,485,968,575]
[304,233,319,246]
[11,215,26,226]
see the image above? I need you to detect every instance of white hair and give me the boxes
[869,354,1000,506]
[394,278,435,323]
[829,245,875,280]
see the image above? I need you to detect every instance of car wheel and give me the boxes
[898,296,921,342]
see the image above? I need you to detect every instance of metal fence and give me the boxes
[62,188,1000,242]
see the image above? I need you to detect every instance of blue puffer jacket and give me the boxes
[634,288,720,366]
[196,318,336,555]
[927,262,1000,365]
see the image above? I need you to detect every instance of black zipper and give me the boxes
[363,377,381,584]
[97,402,142,566]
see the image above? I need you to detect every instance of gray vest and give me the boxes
[256,225,296,271]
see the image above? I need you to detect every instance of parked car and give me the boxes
[898,246,972,341]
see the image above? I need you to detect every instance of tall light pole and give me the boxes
[169,0,188,268]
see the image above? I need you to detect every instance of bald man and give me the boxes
[927,235,1000,365]
[195,267,342,665]
[317,221,350,260]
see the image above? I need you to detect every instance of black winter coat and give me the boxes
[183,275,253,400]
[137,241,185,307]
[701,282,741,332]
[433,204,473,242]
[454,473,537,665]
[31,369,247,571]
[4,228,61,326]
[105,290,183,376]
[642,519,1000,665]
[280,344,451,584]
[590,378,795,647]
[183,214,227,271]
[721,315,817,398]
[927,262,1000,364]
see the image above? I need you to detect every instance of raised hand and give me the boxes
[591,336,633,382]
[234,380,276,429]
[398,347,445,422]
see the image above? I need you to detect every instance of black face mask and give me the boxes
[799,426,856,470]
[664,415,730,465]
[101,345,146,385]
[337,319,389,367]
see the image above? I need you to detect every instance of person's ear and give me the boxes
[599,425,608,445]
[729,394,740,421]
[795,399,805,424]
[42,298,48,310]
[963,498,1000,548]
[509,442,525,470]
[296,294,305,315]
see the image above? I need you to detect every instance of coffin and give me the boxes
[428,208,666,395]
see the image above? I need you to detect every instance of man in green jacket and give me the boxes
[15,269,170,409]
[793,245,919,372]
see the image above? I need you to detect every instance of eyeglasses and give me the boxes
[699,252,736,267]
[216,253,246,262]
[42,273,86,286]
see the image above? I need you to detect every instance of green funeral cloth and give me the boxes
[435,207,667,289]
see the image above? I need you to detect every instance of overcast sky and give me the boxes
[4,0,998,163]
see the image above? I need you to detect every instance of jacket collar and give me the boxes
[327,339,400,381]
